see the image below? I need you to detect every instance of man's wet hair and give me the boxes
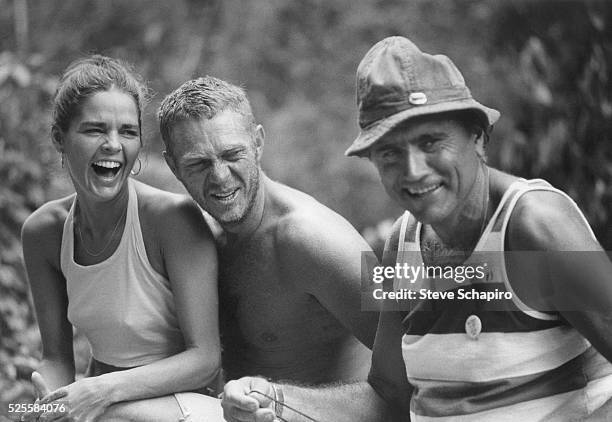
[158,76,256,155]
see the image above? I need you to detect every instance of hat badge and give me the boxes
[409,92,427,105]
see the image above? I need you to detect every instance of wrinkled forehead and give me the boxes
[167,112,253,156]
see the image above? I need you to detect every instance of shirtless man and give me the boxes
[158,76,378,385]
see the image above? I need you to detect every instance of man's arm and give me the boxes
[222,377,392,422]
[276,208,379,349]
[221,295,411,422]
[507,190,612,360]
[507,190,612,420]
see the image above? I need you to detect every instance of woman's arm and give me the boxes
[21,204,76,390]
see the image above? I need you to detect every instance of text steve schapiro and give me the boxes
[372,288,513,301]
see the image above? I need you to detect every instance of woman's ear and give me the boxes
[51,125,64,153]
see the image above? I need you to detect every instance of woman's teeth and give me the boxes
[94,160,121,169]
[92,160,122,177]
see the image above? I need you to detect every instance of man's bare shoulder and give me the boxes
[268,180,369,253]
[508,188,599,251]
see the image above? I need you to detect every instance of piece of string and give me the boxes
[249,389,322,422]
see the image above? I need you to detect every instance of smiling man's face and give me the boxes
[369,115,481,226]
[165,109,262,227]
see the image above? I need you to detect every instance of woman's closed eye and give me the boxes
[82,127,105,135]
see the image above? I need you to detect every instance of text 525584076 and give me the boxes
[7,402,67,415]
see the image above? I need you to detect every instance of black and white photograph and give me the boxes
[1,1,611,421]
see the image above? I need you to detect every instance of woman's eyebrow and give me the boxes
[79,121,106,128]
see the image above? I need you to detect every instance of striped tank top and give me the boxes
[395,178,612,421]
[60,180,185,367]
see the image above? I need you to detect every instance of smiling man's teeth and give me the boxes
[212,189,238,200]
[407,184,441,195]
[93,160,121,168]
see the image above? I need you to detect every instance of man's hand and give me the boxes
[221,377,278,422]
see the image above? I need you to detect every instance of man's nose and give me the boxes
[209,161,232,183]
[403,147,429,181]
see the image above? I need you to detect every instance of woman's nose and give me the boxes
[101,132,122,153]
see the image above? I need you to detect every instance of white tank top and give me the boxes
[60,180,185,367]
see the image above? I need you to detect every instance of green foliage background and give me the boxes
[1,0,610,414]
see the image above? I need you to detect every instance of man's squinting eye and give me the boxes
[121,127,140,138]
[224,149,245,161]
[185,160,211,172]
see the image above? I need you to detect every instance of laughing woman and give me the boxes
[21,56,222,421]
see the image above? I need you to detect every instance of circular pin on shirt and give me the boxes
[409,92,427,105]
[465,314,482,340]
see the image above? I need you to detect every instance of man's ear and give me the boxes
[163,150,178,175]
[254,124,265,161]
[51,125,64,153]
[474,131,486,162]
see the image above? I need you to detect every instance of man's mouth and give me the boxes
[211,188,239,202]
[404,183,442,197]
[92,160,122,178]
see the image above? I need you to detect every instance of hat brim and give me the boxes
[345,99,500,157]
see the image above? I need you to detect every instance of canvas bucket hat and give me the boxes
[345,36,500,157]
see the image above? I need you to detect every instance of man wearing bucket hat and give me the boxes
[221,36,612,421]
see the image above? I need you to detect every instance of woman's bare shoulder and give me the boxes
[22,195,75,239]
[135,181,201,220]
[21,194,75,268]
[132,179,212,240]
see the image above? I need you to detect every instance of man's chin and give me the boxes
[211,210,247,227]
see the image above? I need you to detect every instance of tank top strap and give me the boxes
[398,211,420,251]
[60,195,77,274]
[125,179,152,268]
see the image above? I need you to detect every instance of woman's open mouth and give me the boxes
[92,160,122,179]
